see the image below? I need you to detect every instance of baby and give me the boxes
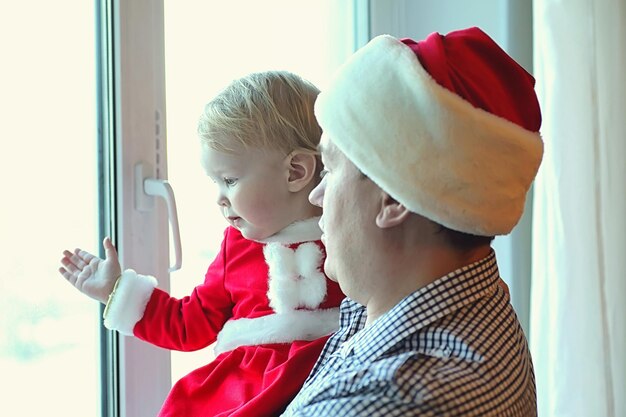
[59,71,344,417]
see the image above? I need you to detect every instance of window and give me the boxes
[97,1,362,414]
[0,1,100,415]
[1,2,363,415]
[162,0,359,387]
[2,1,538,415]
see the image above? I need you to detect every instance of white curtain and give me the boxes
[531,1,626,416]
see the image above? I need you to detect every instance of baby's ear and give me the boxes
[286,151,317,192]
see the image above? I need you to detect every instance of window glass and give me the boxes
[163,0,354,383]
[0,1,100,415]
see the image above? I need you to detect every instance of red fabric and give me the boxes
[133,227,345,417]
[401,27,542,132]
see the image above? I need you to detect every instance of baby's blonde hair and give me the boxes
[198,71,322,156]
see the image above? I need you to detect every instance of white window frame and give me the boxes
[100,0,172,415]
[100,0,535,414]
[100,1,534,414]
[100,1,373,415]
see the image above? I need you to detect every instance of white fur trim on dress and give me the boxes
[256,217,321,244]
[315,35,544,236]
[103,269,157,336]
[264,242,327,313]
[213,308,340,355]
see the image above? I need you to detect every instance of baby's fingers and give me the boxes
[75,265,94,289]
[59,264,81,287]
[75,248,96,264]
[66,251,88,270]
[102,237,118,262]
[58,266,74,283]
[61,252,80,274]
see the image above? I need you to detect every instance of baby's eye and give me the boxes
[224,177,237,186]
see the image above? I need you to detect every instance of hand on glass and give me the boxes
[59,237,121,304]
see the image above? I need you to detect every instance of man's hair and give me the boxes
[197,71,322,156]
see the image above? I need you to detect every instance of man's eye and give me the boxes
[224,177,237,186]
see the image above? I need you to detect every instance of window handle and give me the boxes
[143,178,183,272]
[135,162,183,272]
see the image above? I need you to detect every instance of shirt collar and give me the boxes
[345,250,501,361]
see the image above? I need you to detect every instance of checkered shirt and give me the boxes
[281,251,537,416]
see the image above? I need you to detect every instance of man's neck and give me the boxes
[364,245,491,326]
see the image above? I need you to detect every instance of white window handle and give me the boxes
[135,162,183,272]
[144,178,183,272]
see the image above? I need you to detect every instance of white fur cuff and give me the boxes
[214,308,340,355]
[103,269,157,336]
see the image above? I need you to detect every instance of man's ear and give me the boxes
[376,193,411,228]
[286,151,317,192]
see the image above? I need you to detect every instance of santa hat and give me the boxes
[314,27,543,236]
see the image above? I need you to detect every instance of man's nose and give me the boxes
[308,180,325,207]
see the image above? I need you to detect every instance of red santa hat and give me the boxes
[314,27,544,236]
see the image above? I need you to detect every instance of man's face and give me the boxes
[308,135,379,299]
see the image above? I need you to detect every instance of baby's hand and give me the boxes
[59,237,121,304]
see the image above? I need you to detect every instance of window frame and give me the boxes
[98,1,371,415]
[97,0,172,415]
[97,1,533,415]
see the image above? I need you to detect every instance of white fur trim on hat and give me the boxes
[315,35,544,236]
[264,241,327,313]
[103,269,157,336]
[213,308,339,355]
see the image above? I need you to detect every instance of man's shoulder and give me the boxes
[381,294,536,414]
[332,289,534,412]
[286,348,535,417]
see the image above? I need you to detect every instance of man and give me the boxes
[281,27,543,416]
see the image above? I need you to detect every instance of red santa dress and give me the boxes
[102,217,345,417]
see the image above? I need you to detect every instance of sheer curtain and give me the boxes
[531,1,626,416]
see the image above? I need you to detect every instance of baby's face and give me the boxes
[201,144,295,241]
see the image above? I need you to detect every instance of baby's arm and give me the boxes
[132,229,236,351]
[58,237,156,337]
[59,237,121,304]
[58,230,235,352]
